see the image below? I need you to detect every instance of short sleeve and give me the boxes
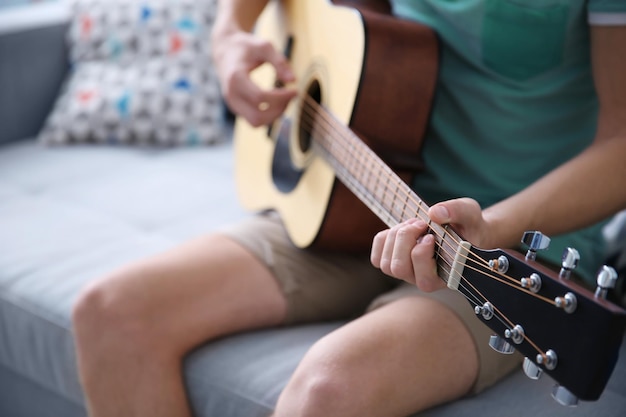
[588,0,626,26]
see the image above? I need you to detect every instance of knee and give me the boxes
[279,368,347,417]
[276,340,359,417]
[72,274,153,353]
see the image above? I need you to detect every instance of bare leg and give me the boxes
[273,296,479,417]
[72,234,287,417]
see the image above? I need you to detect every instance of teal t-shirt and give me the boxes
[390,0,626,284]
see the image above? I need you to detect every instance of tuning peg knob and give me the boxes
[489,255,510,273]
[489,335,515,354]
[521,273,542,293]
[474,302,494,320]
[536,349,558,370]
[555,292,577,314]
[551,385,579,407]
[523,357,543,380]
[595,265,618,299]
[559,248,580,279]
[521,231,551,261]
[504,324,525,345]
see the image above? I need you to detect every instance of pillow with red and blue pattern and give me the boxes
[39,0,222,146]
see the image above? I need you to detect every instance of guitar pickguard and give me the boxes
[270,117,303,193]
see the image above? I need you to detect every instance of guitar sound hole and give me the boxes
[298,80,322,153]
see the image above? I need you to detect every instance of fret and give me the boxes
[310,103,464,279]
[401,192,410,223]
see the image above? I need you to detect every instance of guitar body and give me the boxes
[234,0,438,251]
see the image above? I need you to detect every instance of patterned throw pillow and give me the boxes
[39,0,222,146]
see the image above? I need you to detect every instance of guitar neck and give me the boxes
[306,99,464,283]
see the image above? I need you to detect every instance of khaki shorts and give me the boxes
[219,213,521,394]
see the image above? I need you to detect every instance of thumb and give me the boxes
[428,198,481,226]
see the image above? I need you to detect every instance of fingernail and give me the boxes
[433,206,450,222]
[422,234,434,244]
[407,218,425,226]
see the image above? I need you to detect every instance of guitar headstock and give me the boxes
[459,231,626,405]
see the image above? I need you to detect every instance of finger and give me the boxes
[230,73,297,127]
[378,224,399,275]
[428,204,451,225]
[370,229,388,268]
[429,198,480,226]
[252,39,295,84]
[371,218,425,270]
[429,198,486,246]
[388,221,429,282]
[410,234,446,292]
[242,89,297,127]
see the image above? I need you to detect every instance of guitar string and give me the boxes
[296,110,492,304]
[299,95,558,304]
[300,99,556,307]
[302,114,486,297]
[298,97,491,274]
[298,97,489,266]
[299,96,472,251]
[295,96,556,354]
[299,100,447,235]
[300,112,549,356]
[457,264,548,357]
[298,113,475,287]
[301,113,538,352]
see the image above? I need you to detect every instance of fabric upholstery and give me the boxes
[1,138,625,417]
[0,21,68,145]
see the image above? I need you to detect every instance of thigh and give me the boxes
[369,283,523,394]
[220,213,398,324]
[277,296,482,417]
[82,227,288,352]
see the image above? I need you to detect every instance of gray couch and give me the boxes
[1,3,625,417]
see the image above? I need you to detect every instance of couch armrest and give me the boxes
[0,2,70,145]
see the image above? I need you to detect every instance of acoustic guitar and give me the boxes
[233,0,626,405]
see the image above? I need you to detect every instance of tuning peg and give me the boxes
[595,265,618,299]
[523,357,543,380]
[504,324,525,345]
[559,248,580,279]
[521,231,551,261]
[555,292,577,314]
[552,385,579,407]
[520,273,542,293]
[489,255,510,273]
[474,302,494,320]
[489,335,515,354]
[536,349,558,370]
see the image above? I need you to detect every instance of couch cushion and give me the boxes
[0,138,349,417]
[0,138,239,403]
[1,139,625,417]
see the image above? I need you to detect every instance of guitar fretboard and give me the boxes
[302,98,463,283]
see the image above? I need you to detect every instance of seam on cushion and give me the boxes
[185,372,275,413]
[0,362,86,411]
[1,290,278,412]
[0,293,84,407]
[0,290,72,330]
